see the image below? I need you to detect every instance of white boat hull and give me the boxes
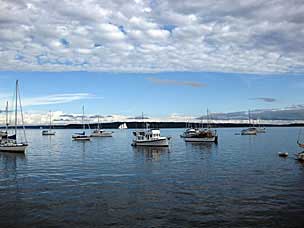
[90,132,113,137]
[0,144,27,153]
[184,136,217,142]
[132,138,169,147]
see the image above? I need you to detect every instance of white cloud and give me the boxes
[0,93,96,108]
[22,93,96,106]
[0,0,303,73]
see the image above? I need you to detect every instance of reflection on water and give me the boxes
[1,128,304,227]
[0,152,26,171]
[133,146,170,161]
[185,141,215,150]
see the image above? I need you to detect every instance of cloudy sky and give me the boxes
[0,0,304,124]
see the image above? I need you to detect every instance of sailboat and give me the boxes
[256,119,266,133]
[118,123,128,129]
[183,109,218,143]
[42,111,56,136]
[241,110,257,135]
[90,115,113,137]
[0,80,28,153]
[72,105,90,141]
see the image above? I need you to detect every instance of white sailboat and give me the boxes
[256,119,266,133]
[0,80,28,153]
[90,116,113,137]
[42,111,56,136]
[241,110,257,135]
[72,106,90,141]
[118,123,128,129]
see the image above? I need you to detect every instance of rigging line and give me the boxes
[18,82,27,143]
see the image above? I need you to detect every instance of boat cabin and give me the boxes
[133,129,161,141]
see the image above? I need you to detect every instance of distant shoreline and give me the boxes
[2,122,304,129]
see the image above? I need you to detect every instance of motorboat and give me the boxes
[131,129,170,147]
[278,152,288,157]
[180,128,199,138]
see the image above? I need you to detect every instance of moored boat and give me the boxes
[241,127,257,135]
[90,129,113,137]
[72,132,91,141]
[0,80,28,153]
[183,109,218,143]
[90,116,113,137]
[72,106,90,141]
[241,110,257,135]
[131,129,170,147]
[180,128,198,138]
[278,152,288,157]
[42,111,56,136]
[184,128,218,143]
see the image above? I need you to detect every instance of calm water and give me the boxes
[1,128,304,227]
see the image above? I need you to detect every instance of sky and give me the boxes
[0,0,304,124]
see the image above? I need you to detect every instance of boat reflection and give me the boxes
[0,152,26,171]
[133,146,170,161]
[186,141,215,149]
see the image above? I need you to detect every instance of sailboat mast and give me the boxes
[248,110,251,126]
[5,101,8,132]
[206,109,209,128]
[82,105,85,130]
[15,80,18,139]
[97,115,100,129]
[49,110,52,130]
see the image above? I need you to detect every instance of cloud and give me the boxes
[250,97,277,102]
[22,93,96,106]
[147,77,206,87]
[0,0,303,73]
